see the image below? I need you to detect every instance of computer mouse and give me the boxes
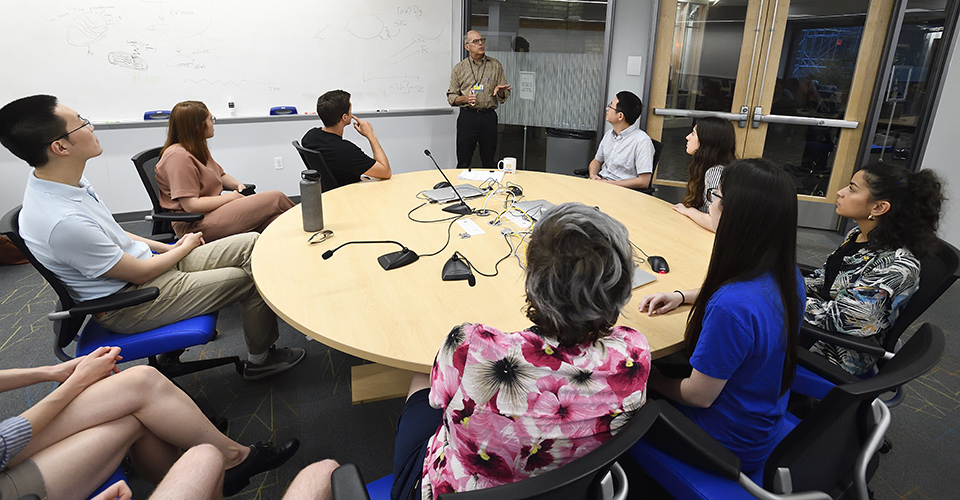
[433,181,451,189]
[648,255,669,274]
[507,185,523,196]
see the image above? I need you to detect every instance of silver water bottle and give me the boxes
[300,169,323,232]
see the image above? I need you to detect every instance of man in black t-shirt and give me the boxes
[301,90,392,188]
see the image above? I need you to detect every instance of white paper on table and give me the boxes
[457,218,486,236]
[457,170,504,182]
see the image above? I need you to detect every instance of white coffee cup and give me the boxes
[498,157,517,174]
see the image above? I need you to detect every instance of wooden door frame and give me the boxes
[648,0,897,203]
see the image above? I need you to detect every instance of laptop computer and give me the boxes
[423,184,485,203]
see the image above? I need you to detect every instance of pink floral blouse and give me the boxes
[422,323,650,499]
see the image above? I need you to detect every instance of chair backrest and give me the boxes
[764,322,945,493]
[292,141,341,193]
[436,403,659,500]
[879,238,960,356]
[640,139,663,195]
[131,147,168,234]
[650,138,663,178]
[0,207,85,357]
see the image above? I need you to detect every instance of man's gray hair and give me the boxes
[524,202,635,345]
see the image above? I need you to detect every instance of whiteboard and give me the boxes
[0,0,454,121]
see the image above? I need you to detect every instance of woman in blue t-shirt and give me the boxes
[638,158,805,471]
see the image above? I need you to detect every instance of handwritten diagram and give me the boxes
[15,0,452,119]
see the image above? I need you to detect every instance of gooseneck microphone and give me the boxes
[424,149,472,215]
[322,240,419,270]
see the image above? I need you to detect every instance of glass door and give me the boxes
[648,0,896,228]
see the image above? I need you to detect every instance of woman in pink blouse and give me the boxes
[391,203,651,500]
[155,101,293,242]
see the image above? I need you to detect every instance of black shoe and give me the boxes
[243,346,306,381]
[223,439,301,496]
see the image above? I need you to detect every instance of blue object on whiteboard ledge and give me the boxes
[143,110,171,120]
[270,106,298,115]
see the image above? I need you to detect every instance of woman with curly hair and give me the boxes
[804,162,943,375]
[390,203,650,500]
[671,117,736,231]
[155,101,294,242]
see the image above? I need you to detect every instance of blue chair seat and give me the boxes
[86,465,126,500]
[365,473,393,500]
[628,407,799,500]
[77,314,218,359]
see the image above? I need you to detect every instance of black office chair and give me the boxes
[573,138,662,195]
[799,238,960,406]
[331,402,660,500]
[292,140,341,192]
[630,323,945,500]
[1,206,242,380]
[132,147,203,240]
[131,147,256,240]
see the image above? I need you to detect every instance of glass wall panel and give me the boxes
[658,0,748,182]
[866,0,948,168]
[468,0,609,172]
[761,0,869,195]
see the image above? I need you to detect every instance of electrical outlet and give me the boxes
[274,157,283,170]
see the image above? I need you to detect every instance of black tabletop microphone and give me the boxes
[322,240,419,270]
[424,149,472,215]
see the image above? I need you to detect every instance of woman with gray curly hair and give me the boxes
[390,202,651,500]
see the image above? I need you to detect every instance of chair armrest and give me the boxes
[573,168,589,177]
[644,400,742,481]
[799,323,888,358]
[798,263,818,277]
[331,464,371,500]
[240,184,257,196]
[150,212,205,223]
[796,348,859,387]
[47,288,160,321]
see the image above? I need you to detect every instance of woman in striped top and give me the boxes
[671,116,736,232]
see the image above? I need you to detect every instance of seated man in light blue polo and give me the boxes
[0,94,305,381]
[587,91,654,190]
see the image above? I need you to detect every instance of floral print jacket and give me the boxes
[805,228,920,375]
[421,323,650,499]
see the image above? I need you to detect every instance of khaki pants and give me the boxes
[97,232,278,355]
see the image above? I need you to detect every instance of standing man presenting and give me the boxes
[447,30,512,169]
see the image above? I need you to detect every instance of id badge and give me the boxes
[472,82,484,93]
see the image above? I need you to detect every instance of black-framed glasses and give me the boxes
[468,37,486,45]
[308,229,334,244]
[605,104,621,113]
[707,187,723,203]
[44,117,91,146]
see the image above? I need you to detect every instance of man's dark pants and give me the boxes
[456,107,498,169]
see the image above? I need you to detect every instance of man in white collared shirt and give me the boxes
[588,91,654,190]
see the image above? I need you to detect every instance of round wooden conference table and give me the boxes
[251,170,715,402]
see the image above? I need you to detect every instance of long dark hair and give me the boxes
[162,101,212,165]
[681,117,737,208]
[685,159,800,395]
[859,162,943,258]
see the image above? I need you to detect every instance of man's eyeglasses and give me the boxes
[605,104,621,113]
[44,117,91,147]
[468,37,486,45]
[707,187,723,203]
